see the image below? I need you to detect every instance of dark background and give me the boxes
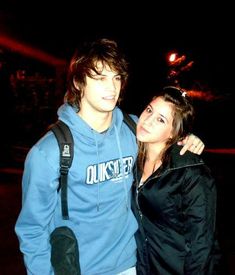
[1,2,234,147]
[0,2,235,275]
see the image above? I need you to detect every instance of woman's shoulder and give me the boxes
[170,144,204,168]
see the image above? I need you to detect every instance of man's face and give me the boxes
[79,61,122,114]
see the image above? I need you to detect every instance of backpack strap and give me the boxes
[51,120,74,220]
[122,111,136,135]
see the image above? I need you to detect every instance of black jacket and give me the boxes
[132,144,221,275]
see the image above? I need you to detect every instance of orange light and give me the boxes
[169,53,177,63]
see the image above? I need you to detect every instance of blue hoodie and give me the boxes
[15,103,139,275]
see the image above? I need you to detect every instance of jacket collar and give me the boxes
[135,143,205,184]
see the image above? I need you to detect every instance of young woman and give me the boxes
[132,86,221,275]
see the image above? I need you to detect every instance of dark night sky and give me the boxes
[1,3,234,147]
[1,2,234,87]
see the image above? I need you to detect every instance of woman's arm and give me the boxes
[182,166,218,274]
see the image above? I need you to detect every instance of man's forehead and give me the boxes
[92,61,117,74]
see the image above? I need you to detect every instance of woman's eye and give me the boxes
[157,117,165,123]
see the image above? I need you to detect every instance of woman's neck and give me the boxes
[140,143,165,183]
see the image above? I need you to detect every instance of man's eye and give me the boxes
[115,76,121,81]
[95,76,105,81]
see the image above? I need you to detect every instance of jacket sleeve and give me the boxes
[15,143,59,275]
[182,165,219,275]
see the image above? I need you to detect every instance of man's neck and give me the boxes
[78,110,113,133]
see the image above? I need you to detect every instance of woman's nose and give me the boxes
[143,115,154,126]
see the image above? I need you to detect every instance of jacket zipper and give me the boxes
[136,187,143,219]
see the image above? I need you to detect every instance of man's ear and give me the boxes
[73,77,80,90]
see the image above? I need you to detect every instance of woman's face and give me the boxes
[137,96,174,145]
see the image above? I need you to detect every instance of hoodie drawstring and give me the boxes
[114,125,129,209]
[92,130,101,211]
[92,124,129,211]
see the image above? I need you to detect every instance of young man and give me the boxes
[15,38,204,275]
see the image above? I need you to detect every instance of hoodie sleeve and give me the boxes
[182,165,219,275]
[15,142,59,275]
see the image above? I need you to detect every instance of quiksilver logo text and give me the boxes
[86,156,133,184]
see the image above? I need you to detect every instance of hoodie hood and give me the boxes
[57,103,124,145]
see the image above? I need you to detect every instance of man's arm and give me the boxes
[178,134,205,155]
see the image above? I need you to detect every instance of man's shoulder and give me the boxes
[25,130,60,168]
[31,130,59,155]
[128,113,138,123]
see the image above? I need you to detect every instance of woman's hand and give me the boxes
[178,134,205,155]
